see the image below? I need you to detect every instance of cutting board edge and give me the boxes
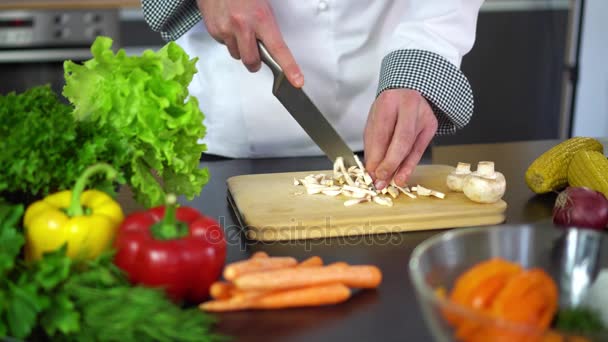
[236,196,508,229]
[243,214,507,241]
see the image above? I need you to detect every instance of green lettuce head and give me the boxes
[63,36,209,207]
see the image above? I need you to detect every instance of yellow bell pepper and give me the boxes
[23,163,124,261]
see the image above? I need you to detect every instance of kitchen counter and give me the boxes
[170,139,584,341]
[0,0,140,10]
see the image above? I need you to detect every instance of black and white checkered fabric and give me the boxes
[141,0,201,41]
[377,49,474,135]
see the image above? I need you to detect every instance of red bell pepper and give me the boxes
[113,194,226,303]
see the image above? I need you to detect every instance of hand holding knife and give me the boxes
[257,41,359,169]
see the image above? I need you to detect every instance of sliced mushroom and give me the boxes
[321,179,334,186]
[415,185,432,196]
[431,191,446,199]
[387,186,399,199]
[363,173,373,186]
[294,154,445,205]
[373,196,393,207]
[344,198,368,207]
[322,189,342,196]
[342,185,376,196]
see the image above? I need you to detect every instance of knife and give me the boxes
[257,41,358,168]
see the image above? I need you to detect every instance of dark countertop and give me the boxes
[170,139,587,341]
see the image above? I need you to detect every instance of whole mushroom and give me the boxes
[462,161,506,204]
[446,162,472,192]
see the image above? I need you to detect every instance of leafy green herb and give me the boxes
[0,201,24,275]
[0,201,222,341]
[554,307,606,335]
[0,85,131,202]
[63,36,210,208]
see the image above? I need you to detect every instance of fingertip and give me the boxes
[375,169,388,181]
[374,180,387,190]
[394,167,412,187]
[291,72,304,88]
[393,174,407,187]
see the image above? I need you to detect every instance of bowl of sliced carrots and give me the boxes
[409,222,608,342]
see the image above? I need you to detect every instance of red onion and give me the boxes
[553,187,608,230]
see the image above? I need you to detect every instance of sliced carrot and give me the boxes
[234,265,382,291]
[223,256,298,280]
[297,256,323,268]
[468,273,513,310]
[209,281,234,300]
[199,283,351,312]
[490,268,558,330]
[450,258,521,306]
[445,259,560,342]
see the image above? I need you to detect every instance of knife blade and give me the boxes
[257,41,358,168]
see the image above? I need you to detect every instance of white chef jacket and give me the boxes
[142,0,484,158]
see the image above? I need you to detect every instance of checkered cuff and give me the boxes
[377,49,474,135]
[141,0,202,41]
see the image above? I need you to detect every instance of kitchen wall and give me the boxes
[571,0,608,138]
[434,0,570,145]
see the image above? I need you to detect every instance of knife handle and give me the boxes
[257,40,282,78]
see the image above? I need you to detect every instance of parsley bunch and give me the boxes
[0,85,131,202]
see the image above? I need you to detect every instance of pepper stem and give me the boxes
[66,163,118,217]
[151,194,189,240]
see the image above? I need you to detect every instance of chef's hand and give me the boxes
[364,89,438,189]
[197,0,304,88]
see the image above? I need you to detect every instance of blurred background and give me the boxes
[0,0,605,144]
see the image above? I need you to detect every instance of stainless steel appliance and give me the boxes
[0,9,119,96]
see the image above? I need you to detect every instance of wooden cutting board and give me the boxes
[227,165,507,241]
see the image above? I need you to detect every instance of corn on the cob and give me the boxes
[525,137,603,194]
[568,150,608,198]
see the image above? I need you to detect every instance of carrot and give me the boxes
[252,251,269,259]
[209,281,234,300]
[297,256,323,268]
[223,256,298,281]
[447,258,521,328]
[233,265,382,291]
[253,283,351,309]
[450,258,521,306]
[199,298,251,312]
[230,289,267,302]
[326,261,349,268]
[490,268,557,329]
[199,283,351,312]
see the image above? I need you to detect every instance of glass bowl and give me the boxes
[409,223,608,342]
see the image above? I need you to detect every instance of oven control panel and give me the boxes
[0,10,119,48]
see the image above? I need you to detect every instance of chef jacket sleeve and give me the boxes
[140,0,201,42]
[377,0,485,135]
